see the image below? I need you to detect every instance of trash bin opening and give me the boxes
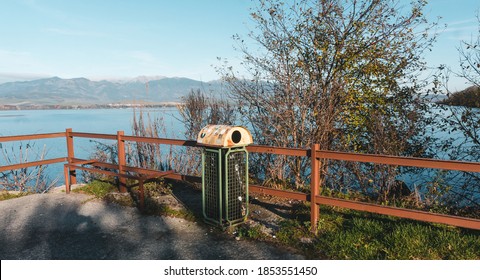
[232,130,241,144]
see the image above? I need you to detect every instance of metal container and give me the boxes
[197,125,252,227]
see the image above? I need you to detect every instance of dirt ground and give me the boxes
[168,180,304,228]
[0,183,305,260]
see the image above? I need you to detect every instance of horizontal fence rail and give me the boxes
[122,135,197,147]
[1,128,479,231]
[0,158,67,172]
[0,132,66,142]
[0,132,68,177]
[315,195,480,230]
[247,145,309,157]
[316,150,480,172]
[70,132,117,140]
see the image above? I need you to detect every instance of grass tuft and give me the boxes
[236,224,268,240]
[72,180,117,199]
[272,205,480,259]
[0,191,30,201]
[144,202,196,221]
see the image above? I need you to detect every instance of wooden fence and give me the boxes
[1,128,480,231]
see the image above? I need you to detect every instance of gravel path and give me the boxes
[0,192,304,260]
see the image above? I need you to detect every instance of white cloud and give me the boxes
[446,18,477,27]
[440,17,478,41]
[444,25,477,34]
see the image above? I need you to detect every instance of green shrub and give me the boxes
[236,224,266,240]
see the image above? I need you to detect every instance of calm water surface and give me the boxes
[0,108,183,135]
[0,108,185,185]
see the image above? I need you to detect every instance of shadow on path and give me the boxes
[0,192,303,260]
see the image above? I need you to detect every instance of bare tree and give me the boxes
[176,89,237,175]
[130,109,169,170]
[459,13,480,88]
[177,89,237,140]
[219,0,437,195]
[0,142,58,193]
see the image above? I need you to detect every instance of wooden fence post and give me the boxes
[117,131,127,193]
[65,128,76,186]
[310,143,320,233]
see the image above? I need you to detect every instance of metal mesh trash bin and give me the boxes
[197,125,253,227]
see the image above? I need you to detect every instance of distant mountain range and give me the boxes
[1,75,460,110]
[0,76,223,109]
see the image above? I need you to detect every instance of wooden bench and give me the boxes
[64,159,174,211]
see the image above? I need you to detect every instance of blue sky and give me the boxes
[0,0,479,90]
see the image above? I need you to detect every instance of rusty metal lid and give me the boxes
[197,125,253,147]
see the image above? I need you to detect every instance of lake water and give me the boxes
[0,108,184,136]
[1,107,478,203]
[0,108,185,186]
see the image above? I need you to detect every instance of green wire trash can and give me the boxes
[197,125,253,227]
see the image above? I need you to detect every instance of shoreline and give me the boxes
[0,102,182,111]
